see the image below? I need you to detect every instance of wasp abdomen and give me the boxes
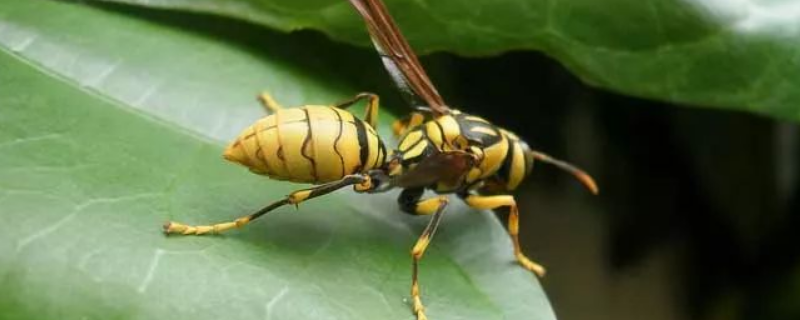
[224,106,386,184]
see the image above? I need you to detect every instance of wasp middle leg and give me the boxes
[164,174,373,235]
[397,188,449,320]
[461,193,546,277]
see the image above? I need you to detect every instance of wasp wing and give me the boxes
[348,0,450,116]
[392,151,475,189]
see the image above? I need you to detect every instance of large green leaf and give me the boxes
[93,0,800,122]
[0,1,554,319]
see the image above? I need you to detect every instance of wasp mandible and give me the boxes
[348,0,599,319]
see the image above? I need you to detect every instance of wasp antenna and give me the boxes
[529,151,599,195]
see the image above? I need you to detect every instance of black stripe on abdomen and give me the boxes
[301,108,318,182]
[353,119,369,171]
[332,108,346,177]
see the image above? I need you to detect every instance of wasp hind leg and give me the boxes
[332,92,380,128]
[461,193,546,277]
[164,174,372,235]
[258,92,284,113]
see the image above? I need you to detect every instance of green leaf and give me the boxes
[0,1,554,319]
[93,0,800,122]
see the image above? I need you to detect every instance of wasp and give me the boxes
[164,1,598,319]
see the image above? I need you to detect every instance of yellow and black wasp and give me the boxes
[164,0,598,319]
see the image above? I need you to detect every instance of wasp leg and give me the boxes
[257,92,284,113]
[332,92,380,128]
[405,195,448,320]
[398,188,424,214]
[164,174,372,235]
[461,193,546,277]
[392,111,425,137]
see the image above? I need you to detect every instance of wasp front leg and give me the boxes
[164,174,372,235]
[461,193,546,277]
